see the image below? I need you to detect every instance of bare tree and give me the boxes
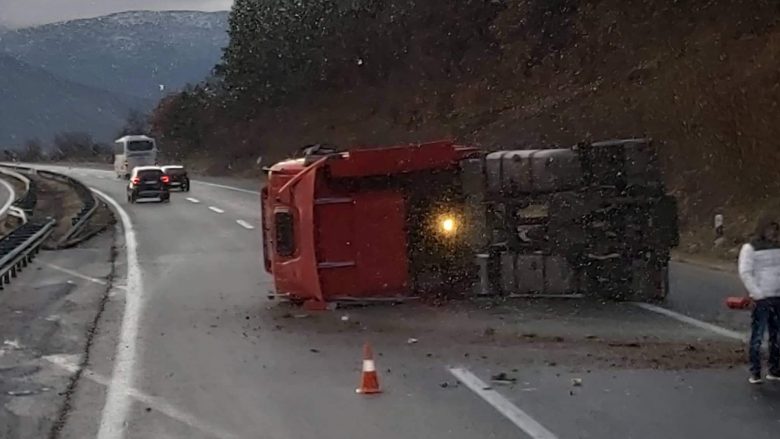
[20,138,45,162]
[117,109,150,137]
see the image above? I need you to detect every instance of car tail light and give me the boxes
[161,175,170,184]
[131,177,140,185]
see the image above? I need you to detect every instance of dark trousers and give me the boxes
[749,298,780,376]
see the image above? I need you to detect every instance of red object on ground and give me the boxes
[726,296,752,310]
[356,343,381,395]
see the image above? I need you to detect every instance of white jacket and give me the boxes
[738,243,780,300]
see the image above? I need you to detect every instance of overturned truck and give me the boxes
[261,139,678,307]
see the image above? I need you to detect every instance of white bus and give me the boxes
[114,135,159,179]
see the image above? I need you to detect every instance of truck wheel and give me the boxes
[629,261,670,302]
[654,264,670,302]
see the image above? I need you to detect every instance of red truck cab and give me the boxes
[261,141,475,307]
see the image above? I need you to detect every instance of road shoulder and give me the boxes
[0,228,115,438]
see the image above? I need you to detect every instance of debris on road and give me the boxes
[490,372,517,385]
[571,378,583,387]
[7,389,36,396]
[407,337,418,344]
[309,348,320,353]
[608,342,641,348]
[341,315,350,322]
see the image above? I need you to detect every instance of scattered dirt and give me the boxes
[32,175,82,241]
[264,298,745,371]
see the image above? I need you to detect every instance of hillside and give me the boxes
[0,10,229,100]
[152,0,780,256]
[0,54,150,145]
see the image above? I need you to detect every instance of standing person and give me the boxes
[738,217,780,384]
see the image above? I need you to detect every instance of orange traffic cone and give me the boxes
[356,343,381,394]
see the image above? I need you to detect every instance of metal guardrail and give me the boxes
[0,164,99,247]
[0,177,16,221]
[0,219,55,289]
[0,167,32,222]
[0,164,36,217]
[34,169,98,245]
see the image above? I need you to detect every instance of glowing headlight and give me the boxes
[437,215,458,236]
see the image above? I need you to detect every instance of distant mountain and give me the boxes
[0,54,151,146]
[0,10,229,100]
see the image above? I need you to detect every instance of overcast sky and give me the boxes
[0,0,233,28]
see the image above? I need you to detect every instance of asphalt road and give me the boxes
[8,165,779,439]
[0,175,16,218]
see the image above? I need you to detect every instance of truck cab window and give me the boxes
[275,211,295,257]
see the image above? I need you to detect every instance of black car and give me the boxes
[161,165,190,192]
[127,166,171,203]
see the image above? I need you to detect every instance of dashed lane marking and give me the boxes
[236,219,255,230]
[44,355,240,439]
[449,367,558,439]
[185,197,200,204]
[208,206,225,214]
[91,188,144,439]
[632,302,747,342]
[194,181,259,195]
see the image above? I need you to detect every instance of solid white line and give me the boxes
[208,206,225,214]
[194,180,259,195]
[45,263,128,290]
[44,355,240,439]
[236,219,255,230]
[633,302,748,341]
[91,187,144,439]
[185,197,200,204]
[0,177,16,219]
[448,367,558,439]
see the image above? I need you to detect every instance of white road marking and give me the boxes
[3,339,22,349]
[45,263,128,290]
[185,197,200,204]
[236,219,255,230]
[91,188,144,439]
[448,367,558,439]
[44,355,240,439]
[208,206,225,214]
[633,302,748,341]
[194,180,259,195]
[0,178,16,219]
